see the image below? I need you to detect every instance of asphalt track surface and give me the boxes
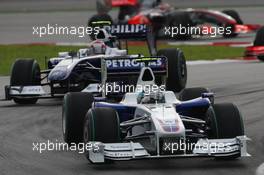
[0,6,263,44]
[0,60,264,175]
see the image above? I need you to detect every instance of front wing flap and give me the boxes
[88,136,250,163]
[4,85,59,100]
[6,86,46,97]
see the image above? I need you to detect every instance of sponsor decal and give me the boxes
[104,24,147,34]
[105,57,164,69]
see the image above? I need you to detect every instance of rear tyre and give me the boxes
[88,14,113,40]
[223,24,238,38]
[168,12,193,40]
[254,26,264,61]
[157,48,187,92]
[62,92,94,144]
[222,10,243,24]
[222,10,243,38]
[206,103,244,159]
[178,87,213,119]
[254,26,264,46]
[83,107,120,162]
[10,59,41,104]
[178,87,213,103]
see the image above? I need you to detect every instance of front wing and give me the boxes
[88,136,250,163]
[4,85,64,100]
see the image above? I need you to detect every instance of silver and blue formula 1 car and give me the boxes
[4,24,187,104]
[62,63,250,164]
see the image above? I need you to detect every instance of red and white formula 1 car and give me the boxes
[89,0,261,39]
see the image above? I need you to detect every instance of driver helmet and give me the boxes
[95,28,117,47]
[89,40,106,54]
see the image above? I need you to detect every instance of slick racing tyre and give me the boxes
[10,59,41,104]
[254,26,264,61]
[169,12,193,40]
[62,92,94,144]
[213,103,244,139]
[178,87,214,119]
[88,14,113,40]
[83,107,120,143]
[157,48,187,92]
[206,103,244,159]
[88,14,113,27]
[222,10,243,24]
[178,87,213,102]
[222,10,243,38]
[83,107,120,162]
[254,26,264,46]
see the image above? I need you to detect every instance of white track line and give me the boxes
[168,41,212,46]
[256,163,264,175]
[186,59,245,65]
[230,44,252,47]
[168,41,252,47]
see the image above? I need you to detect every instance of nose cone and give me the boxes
[48,67,68,81]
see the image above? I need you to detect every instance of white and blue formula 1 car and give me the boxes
[62,64,250,164]
[4,24,187,104]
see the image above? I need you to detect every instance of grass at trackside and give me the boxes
[129,44,244,61]
[0,45,82,75]
[0,44,244,75]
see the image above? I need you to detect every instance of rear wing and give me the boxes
[103,24,157,55]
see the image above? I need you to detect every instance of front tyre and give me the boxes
[10,59,41,104]
[62,92,94,144]
[157,48,187,92]
[206,103,245,159]
[83,107,120,162]
[213,103,244,139]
